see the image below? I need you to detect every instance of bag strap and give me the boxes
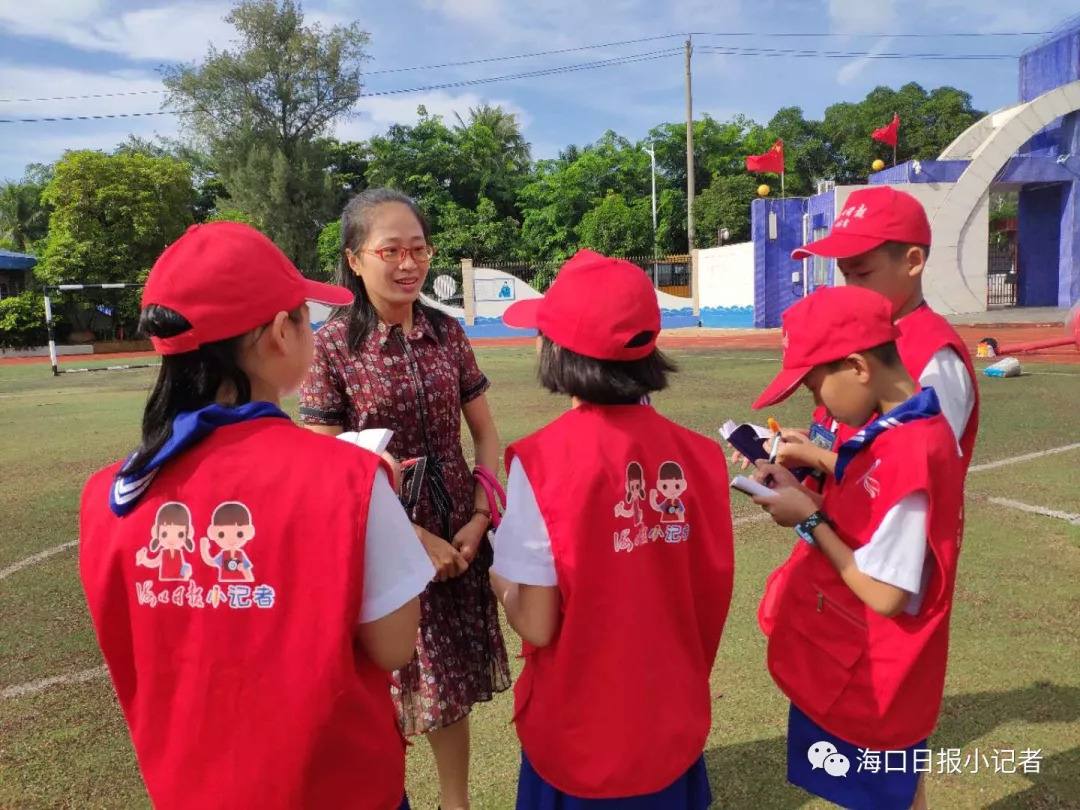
[472,464,507,529]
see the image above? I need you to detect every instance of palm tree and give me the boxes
[0,181,49,253]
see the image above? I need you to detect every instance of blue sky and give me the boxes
[1,0,1078,182]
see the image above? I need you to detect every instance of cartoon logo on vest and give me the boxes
[858,459,882,499]
[135,502,194,581]
[614,461,647,528]
[200,502,256,582]
[808,742,850,777]
[649,462,687,524]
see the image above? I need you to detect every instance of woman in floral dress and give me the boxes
[299,189,510,810]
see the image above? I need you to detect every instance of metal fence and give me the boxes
[472,254,691,296]
[987,245,1017,308]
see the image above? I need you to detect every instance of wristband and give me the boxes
[794,511,828,546]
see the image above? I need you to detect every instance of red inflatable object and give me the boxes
[984,304,1080,355]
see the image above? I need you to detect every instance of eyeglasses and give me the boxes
[361,245,436,264]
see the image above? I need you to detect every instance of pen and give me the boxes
[768,432,782,464]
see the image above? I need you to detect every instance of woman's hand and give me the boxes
[380,452,401,491]
[414,525,468,582]
[452,515,489,564]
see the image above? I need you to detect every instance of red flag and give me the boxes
[872,114,900,148]
[745,140,784,174]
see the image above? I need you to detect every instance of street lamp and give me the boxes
[646,141,658,284]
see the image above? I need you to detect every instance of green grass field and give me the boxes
[2,348,1079,809]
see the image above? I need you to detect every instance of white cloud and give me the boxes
[836,36,893,85]
[828,0,898,35]
[0,61,180,179]
[0,2,238,62]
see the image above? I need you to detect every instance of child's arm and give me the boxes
[803,523,910,618]
[752,479,911,618]
[490,571,560,647]
[772,431,837,476]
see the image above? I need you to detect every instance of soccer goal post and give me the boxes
[43,283,159,377]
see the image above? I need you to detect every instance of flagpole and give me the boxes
[893,111,898,167]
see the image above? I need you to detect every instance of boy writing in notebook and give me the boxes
[734,186,979,479]
[749,285,965,810]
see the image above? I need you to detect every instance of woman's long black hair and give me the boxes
[121,305,253,475]
[332,188,446,351]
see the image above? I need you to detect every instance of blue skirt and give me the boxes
[786,703,926,810]
[515,750,712,810]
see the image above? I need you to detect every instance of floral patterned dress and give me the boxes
[298,307,511,736]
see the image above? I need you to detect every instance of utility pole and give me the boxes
[685,37,695,255]
[647,141,658,284]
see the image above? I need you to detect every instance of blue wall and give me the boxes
[1017,184,1062,307]
[752,197,807,328]
[806,189,836,291]
[869,160,969,185]
[1020,21,1080,103]
[1060,181,1080,308]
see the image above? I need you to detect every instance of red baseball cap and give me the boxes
[752,286,900,409]
[791,186,932,260]
[502,250,661,361]
[141,222,353,355]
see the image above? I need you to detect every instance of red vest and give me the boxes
[507,404,734,798]
[764,415,965,750]
[79,419,406,810]
[809,303,980,470]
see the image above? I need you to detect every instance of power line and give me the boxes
[365,34,683,75]
[0,50,682,124]
[0,28,1048,105]
[699,45,1018,60]
[692,30,1048,38]
[0,34,685,104]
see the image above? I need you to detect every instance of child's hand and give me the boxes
[765,429,821,469]
[753,486,819,528]
[751,460,801,489]
[729,449,754,471]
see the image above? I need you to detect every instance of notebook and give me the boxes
[336,428,394,456]
[719,420,773,464]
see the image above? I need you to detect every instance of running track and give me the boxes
[2,322,1075,366]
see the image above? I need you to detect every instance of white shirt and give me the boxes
[921,347,975,443]
[851,347,973,613]
[494,351,975,612]
[492,459,557,586]
[358,468,435,623]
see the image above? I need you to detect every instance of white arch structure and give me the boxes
[926,80,1080,312]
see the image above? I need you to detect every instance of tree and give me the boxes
[163,0,370,272]
[322,138,369,214]
[36,150,196,330]
[577,192,652,256]
[693,174,760,246]
[0,164,53,253]
[114,135,227,223]
[761,107,829,197]
[316,219,342,280]
[518,131,648,260]
[820,83,984,183]
[433,197,522,268]
[0,290,46,348]
[452,105,532,220]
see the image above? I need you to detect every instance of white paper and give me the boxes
[719,420,771,441]
[730,475,778,499]
[337,428,394,456]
